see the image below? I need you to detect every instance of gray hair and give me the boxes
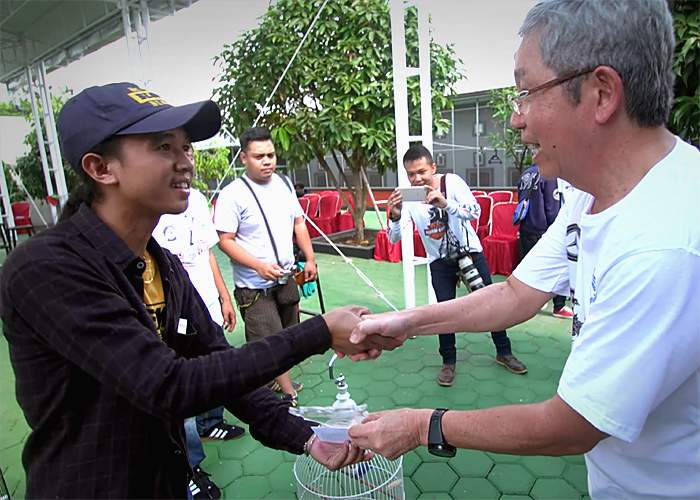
[520,0,675,127]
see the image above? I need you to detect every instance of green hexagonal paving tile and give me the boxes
[473,380,506,396]
[302,355,333,375]
[451,477,501,499]
[469,364,503,381]
[503,387,538,404]
[448,450,494,477]
[538,346,567,359]
[487,463,535,495]
[486,452,523,464]
[530,478,581,499]
[394,373,424,388]
[413,462,458,492]
[475,395,509,409]
[267,461,296,492]
[414,445,453,463]
[243,447,285,476]
[562,463,589,494]
[368,380,398,396]
[445,388,479,407]
[521,456,567,477]
[217,435,260,460]
[417,395,453,410]
[298,373,324,390]
[373,367,399,381]
[562,454,586,465]
[391,387,425,406]
[263,490,294,499]
[366,396,396,410]
[402,450,421,476]
[199,458,242,489]
[500,495,533,500]
[520,364,553,381]
[417,493,452,500]
[404,476,421,498]
[224,475,271,499]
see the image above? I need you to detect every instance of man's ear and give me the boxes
[589,66,624,125]
[80,153,118,186]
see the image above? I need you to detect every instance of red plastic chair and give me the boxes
[312,192,342,235]
[302,194,322,237]
[488,190,514,203]
[335,192,356,232]
[298,197,311,216]
[475,195,493,240]
[482,202,519,276]
[472,190,487,197]
[11,201,33,235]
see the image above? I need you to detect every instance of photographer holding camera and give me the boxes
[387,145,527,386]
[215,127,317,406]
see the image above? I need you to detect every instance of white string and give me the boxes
[303,215,399,313]
[208,0,331,204]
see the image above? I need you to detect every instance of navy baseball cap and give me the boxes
[58,82,221,171]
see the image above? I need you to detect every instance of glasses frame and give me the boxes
[510,67,596,115]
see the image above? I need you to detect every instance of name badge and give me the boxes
[177,318,188,335]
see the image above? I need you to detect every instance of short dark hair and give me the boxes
[240,127,272,152]
[402,144,434,166]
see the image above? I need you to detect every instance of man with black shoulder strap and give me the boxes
[214,126,316,406]
[386,144,527,386]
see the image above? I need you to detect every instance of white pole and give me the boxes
[0,162,14,230]
[390,0,416,310]
[38,61,69,209]
[25,66,57,224]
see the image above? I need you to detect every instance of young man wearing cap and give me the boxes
[0,83,379,498]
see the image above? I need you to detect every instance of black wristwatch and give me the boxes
[428,408,456,457]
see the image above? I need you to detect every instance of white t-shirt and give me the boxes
[514,137,700,499]
[388,173,482,262]
[153,189,223,325]
[213,173,302,289]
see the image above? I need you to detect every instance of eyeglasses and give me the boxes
[510,68,596,115]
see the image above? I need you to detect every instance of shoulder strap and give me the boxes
[276,172,293,193]
[239,176,281,266]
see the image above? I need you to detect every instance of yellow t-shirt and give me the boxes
[142,250,166,338]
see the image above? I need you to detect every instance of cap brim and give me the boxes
[116,100,221,142]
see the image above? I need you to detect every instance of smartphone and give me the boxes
[398,186,427,202]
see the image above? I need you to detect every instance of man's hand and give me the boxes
[309,438,372,471]
[324,306,404,357]
[349,311,411,346]
[256,262,284,281]
[220,298,236,332]
[349,409,432,460]
[387,189,403,221]
[425,188,448,209]
[303,260,317,282]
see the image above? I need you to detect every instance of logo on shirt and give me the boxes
[590,273,598,304]
[424,207,447,240]
[565,224,580,262]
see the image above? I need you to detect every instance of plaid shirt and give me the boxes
[0,204,329,499]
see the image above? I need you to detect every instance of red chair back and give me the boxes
[491,202,519,238]
[11,201,31,227]
[488,190,513,203]
[318,192,341,217]
[298,197,311,216]
[472,190,487,197]
[475,195,492,229]
[303,193,321,218]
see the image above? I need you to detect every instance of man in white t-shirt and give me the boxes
[214,127,317,406]
[387,144,527,385]
[348,1,700,498]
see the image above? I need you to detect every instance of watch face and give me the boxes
[428,444,456,458]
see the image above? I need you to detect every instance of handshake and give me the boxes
[322,305,413,360]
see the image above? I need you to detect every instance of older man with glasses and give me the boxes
[348,1,700,499]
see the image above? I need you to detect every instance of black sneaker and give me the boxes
[189,466,221,499]
[199,421,246,441]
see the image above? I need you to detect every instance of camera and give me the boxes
[450,247,485,291]
[277,269,293,285]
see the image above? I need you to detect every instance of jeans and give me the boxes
[430,253,512,364]
[519,230,566,310]
[195,406,225,435]
[184,417,205,468]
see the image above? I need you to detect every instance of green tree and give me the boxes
[670,0,700,148]
[192,147,233,196]
[487,87,531,173]
[215,0,462,242]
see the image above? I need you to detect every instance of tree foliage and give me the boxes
[487,87,531,173]
[192,147,232,195]
[670,0,699,148]
[214,0,463,241]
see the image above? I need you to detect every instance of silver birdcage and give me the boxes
[294,453,404,500]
